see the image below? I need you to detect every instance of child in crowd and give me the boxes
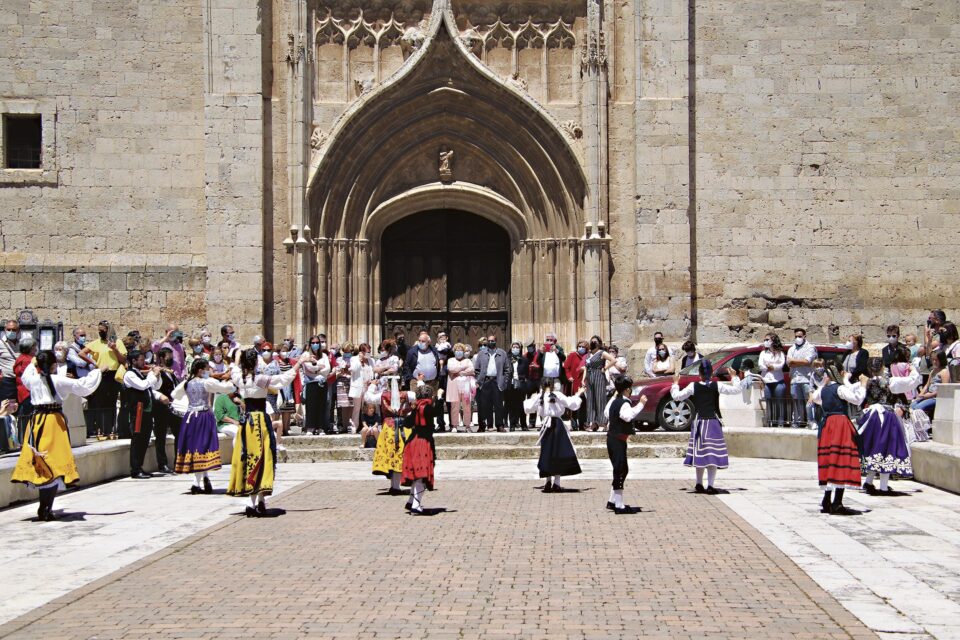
[360,402,380,448]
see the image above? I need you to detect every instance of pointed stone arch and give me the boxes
[304,0,606,346]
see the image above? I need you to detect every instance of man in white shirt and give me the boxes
[121,350,162,479]
[786,328,818,428]
[643,331,674,377]
[474,334,509,432]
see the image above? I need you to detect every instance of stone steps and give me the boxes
[277,431,688,463]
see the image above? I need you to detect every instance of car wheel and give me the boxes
[658,398,695,432]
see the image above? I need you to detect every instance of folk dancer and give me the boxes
[402,382,441,514]
[228,350,307,516]
[670,359,754,494]
[365,376,415,495]
[11,352,103,521]
[173,358,236,494]
[810,372,868,515]
[524,379,585,493]
[604,375,647,513]
[121,350,161,479]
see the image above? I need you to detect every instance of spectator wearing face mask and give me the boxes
[85,320,127,439]
[434,332,452,431]
[199,330,215,357]
[302,335,333,435]
[679,341,703,369]
[786,328,818,428]
[650,343,675,377]
[152,322,186,378]
[505,341,530,431]
[643,332,674,377]
[563,340,589,430]
[759,333,787,427]
[923,309,947,360]
[403,331,442,395]
[582,335,617,432]
[67,327,97,378]
[939,322,960,366]
[14,337,37,445]
[841,334,869,381]
[807,358,829,432]
[220,324,239,359]
[184,337,205,373]
[604,345,628,393]
[474,334,509,432]
[446,343,476,432]
[882,324,903,370]
[394,330,409,362]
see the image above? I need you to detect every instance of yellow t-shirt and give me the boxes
[87,338,127,371]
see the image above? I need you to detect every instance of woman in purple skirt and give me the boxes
[671,359,753,494]
[172,358,236,494]
[858,354,921,494]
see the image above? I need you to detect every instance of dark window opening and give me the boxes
[3,114,42,169]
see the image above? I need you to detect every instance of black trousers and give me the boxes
[504,387,526,429]
[436,374,447,427]
[129,407,154,474]
[153,404,180,467]
[477,379,505,429]
[304,381,329,433]
[607,435,629,490]
[86,372,119,436]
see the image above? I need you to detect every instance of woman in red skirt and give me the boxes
[402,383,440,514]
[811,372,867,515]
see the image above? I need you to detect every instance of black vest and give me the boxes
[820,384,847,416]
[158,370,178,397]
[607,396,635,437]
[123,369,153,412]
[690,382,721,420]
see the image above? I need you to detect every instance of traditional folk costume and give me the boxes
[173,374,236,493]
[402,395,439,514]
[670,370,752,493]
[365,378,414,494]
[121,366,160,478]
[890,361,930,445]
[11,363,102,521]
[524,388,583,492]
[603,390,646,513]
[858,365,921,494]
[811,378,866,515]
[228,365,299,514]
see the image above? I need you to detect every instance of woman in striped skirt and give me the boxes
[582,336,616,431]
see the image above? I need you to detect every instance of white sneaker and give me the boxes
[277,444,287,452]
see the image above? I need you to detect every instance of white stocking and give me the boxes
[707,467,717,488]
[412,479,425,511]
[865,470,877,485]
[879,473,890,492]
[249,495,258,508]
[194,472,204,487]
[609,489,616,504]
[390,473,401,491]
[614,489,624,509]
[552,475,561,488]
[695,468,705,486]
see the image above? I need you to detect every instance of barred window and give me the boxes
[3,114,42,169]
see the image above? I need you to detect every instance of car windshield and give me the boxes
[679,351,735,375]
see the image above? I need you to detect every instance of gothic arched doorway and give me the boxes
[381,210,510,346]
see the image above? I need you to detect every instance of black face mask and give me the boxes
[397,337,405,344]
[590,341,599,350]
[654,337,663,345]
[488,342,496,349]
[99,330,108,339]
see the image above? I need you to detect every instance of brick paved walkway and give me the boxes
[0,480,874,639]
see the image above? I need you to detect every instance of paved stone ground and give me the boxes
[0,472,873,640]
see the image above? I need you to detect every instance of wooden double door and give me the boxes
[381,210,510,348]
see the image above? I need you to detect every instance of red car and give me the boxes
[629,344,851,431]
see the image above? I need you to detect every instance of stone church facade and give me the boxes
[1,0,957,356]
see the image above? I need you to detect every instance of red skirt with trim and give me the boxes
[401,438,435,490]
[818,414,862,488]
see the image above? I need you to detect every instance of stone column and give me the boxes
[314,238,330,335]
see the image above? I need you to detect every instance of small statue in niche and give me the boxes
[439,148,454,182]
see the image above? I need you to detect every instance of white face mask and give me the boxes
[795,337,804,346]
[54,350,66,362]
[202,336,211,344]
[262,351,272,361]
[844,341,854,350]
[763,340,772,349]
[280,351,289,359]
[201,371,210,379]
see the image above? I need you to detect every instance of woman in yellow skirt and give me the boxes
[229,349,308,516]
[11,351,103,521]
[365,378,415,495]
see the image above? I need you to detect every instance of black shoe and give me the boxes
[606,501,615,511]
[190,485,203,495]
[203,477,213,494]
[37,504,47,521]
[820,496,832,513]
[404,503,413,511]
[478,426,486,433]
[244,506,257,518]
[551,485,563,493]
[312,429,320,436]
[705,486,719,495]
[694,484,706,494]
[43,510,59,521]
[862,482,878,495]
[256,501,266,515]
[409,507,425,515]
[542,481,553,493]
[157,465,174,474]
[131,471,150,479]
[830,505,860,516]
[614,506,634,514]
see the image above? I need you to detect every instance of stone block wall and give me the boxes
[693,0,960,344]
[0,0,207,333]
